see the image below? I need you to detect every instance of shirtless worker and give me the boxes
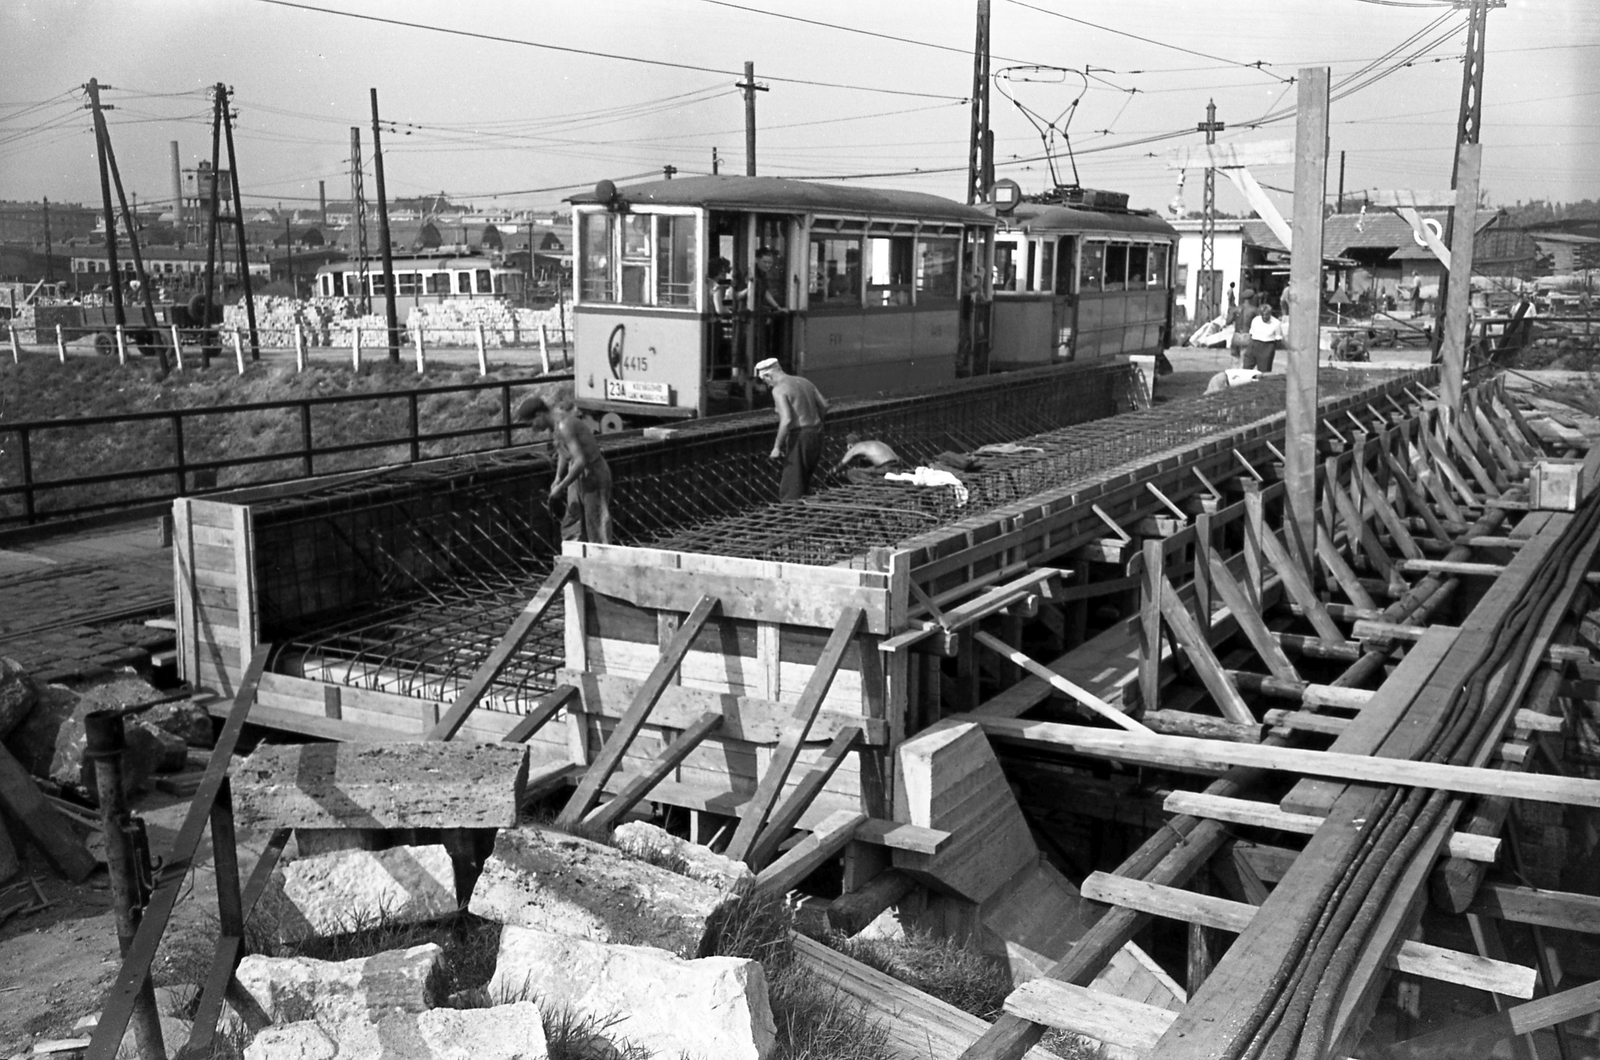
[514,395,613,544]
[756,357,828,501]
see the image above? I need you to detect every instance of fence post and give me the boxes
[352,325,361,370]
[294,323,307,372]
[232,330,246,375]
[56,324,66,362]
[19,428,35,523]
[8,325,20,363]
[408,392,421,463]
[170,325,184,372]
[300,403,314,477]
[172,413,186,496]
[414,325,426,374]
[539,324,550,374]
[475,323,488,376]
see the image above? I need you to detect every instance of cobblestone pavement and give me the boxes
[0,519,174,683]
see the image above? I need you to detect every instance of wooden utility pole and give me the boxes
[1285,67,1330,573]
[103,108,167,371]
[201,86,224,368]
[712,146,720,174]
[965,0,992,204]
[737,61,766,176]
[1433,0,1496,361]
[370,88,400,363]
[284,216,294,296]
[1439,143,1483,415]
[42,197,53,283]
[85,79,124,329]
[221,86,259,360]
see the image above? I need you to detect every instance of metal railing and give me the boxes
[0,374,561,527]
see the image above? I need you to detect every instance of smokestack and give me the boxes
[318,180,326,226]
[170,141,184,245]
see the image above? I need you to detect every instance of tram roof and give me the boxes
[569,175,995,226]
[1001,202,1178,239]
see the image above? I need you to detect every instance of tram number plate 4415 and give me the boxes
[605,379,672,405]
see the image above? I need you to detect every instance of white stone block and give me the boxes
[233,943,441,1025]
[253,844,459,944]
[610,821,755,896]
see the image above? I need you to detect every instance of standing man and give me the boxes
[757,357,827,501]
[750,246,791,367]
[515,395,613,544]
[1245,299,1286,372]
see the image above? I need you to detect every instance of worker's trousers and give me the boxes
[780,425,824,502]
[560,459,614,544]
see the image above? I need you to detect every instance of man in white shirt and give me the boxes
[1245,301,1286,372]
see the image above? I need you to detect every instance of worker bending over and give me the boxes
[515,395,614,544]
[757,357,828,501]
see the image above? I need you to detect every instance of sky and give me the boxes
[1,0,1596,221]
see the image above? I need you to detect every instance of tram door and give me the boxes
[750,214,796,375]
[706,211,747,415]
[1054,236,1078,360]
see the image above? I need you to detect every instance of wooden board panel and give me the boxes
[186,500,240,529]
[585,637,866,713]
[192,544,237,574]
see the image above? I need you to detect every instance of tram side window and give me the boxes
[915,237,960,305]
[1126,245,1148,288]
[1104,243,1128,292]
[344,273,363,297]
[475,269,492,295]
[579,212,614,302]
[655,215,696,307]
[370,273,389,295]
[994,240,1021,293]
[426,272,450,295]
[1081,241,1106,290]
[619,214,651,305]
[397,272,420,296]
[1038,240,1055,295]
[457,272,473,295]
[320,275,333,297]
[866,235,914,307]
[810,234,863,306]
[1055,238,1076,294]
[1149,245,1169,287]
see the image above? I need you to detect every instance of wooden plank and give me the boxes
[972,630,1149,732]
[1285,68,1329,566]
[827,868,916,936]
[1438,143,1482,414]
[746,727,862,869]
[583,712,724,830]
[1258,523,1348,643]
[1080,872,1535,998]
[1315,520,1379,611]
[578,555,890,634]
[1141,539,1164,712]
[428,560,575,740]
[1281,626,1459,815]
[1157,578,1254,725]
[1205,551,1299,683]
[966,714,1600,807]
[1388,979,1600,1060]
[205,695,406,743]
[558,594,719,827]
[1383,448,1453,545]
[1467,883,1600,935]
[0,742,96,881]
[1004,978,1175,1052]
[753,808,866,895]
[1164,791,1499,862]
[1358,462,1424,560]
[503,686,578,744]
[726,608,863,863]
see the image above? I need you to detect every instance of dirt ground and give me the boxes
[0,785,272,1056]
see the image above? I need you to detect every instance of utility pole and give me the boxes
[42,197,53,284]
[1434,0,1498,359]
[85,79,124,329]
[965,0,993,204]
[169,140,184,246]
[1336,150,1346,214]
[1196,99,1225,326]
[221,85,259,360]
[200,87,224,367]
[318,179,326,227]
[737,61,766,176]
[284,216,294,297]
[662,165,677,180]
[370,87,400,364]
[350,127,370,314]
[712,147,720,175]
[1285,68,1330,575]
[102,100,166,368]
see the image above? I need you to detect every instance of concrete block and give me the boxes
[4,678,167,797]
[243,1022,339,1060]
[130,719,188,773]
[611,820,755,895]
[253,845,459,945]
[468,826,738,959]
[488,926,773,1060]
[233,943,442,1026]
[246,1003,549,1060]
[231,742,528,830]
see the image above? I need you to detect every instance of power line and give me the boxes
[248,0,967,101]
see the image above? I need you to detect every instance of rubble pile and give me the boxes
[220,298,569,349]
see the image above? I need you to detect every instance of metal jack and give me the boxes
[85,709,166,1060]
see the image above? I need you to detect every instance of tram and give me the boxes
[988,188,1179,367]
[567,175,995,430]
[313,255,525,304]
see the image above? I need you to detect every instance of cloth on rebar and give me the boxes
[1204,368,1264,395]
[884,466,969,505]
[975,442,1045,456]
[933,451,980,472]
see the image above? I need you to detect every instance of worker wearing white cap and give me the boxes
[756,358,828,501]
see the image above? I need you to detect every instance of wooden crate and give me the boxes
[173,498,258,698]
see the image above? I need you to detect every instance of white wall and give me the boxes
[1174,229,1244,324]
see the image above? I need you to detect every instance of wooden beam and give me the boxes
[0,742,96,882]
[1383,448,1453,545]
[1205,551,1300,683]
[1157,578,1254,725]
[1080,872,1536,999]
[1467,883,1600,936]
[827,868,916,936]
[746,727,863,870]
[1316,521,1379,611]
[972,630,1149,733]
[1164,791,1499,862]
[1439,143,1483,417]
[1258,524,1348,643]
[1358,463,1424,561]
[966,714,1600,807]
[557,594,719,827]
[753,808,866,895]
[1285,65,1330,570]
[1166,139,1295,170]
[725,608,864,863]
[428,559,574,740]
[1387,979,1600,1060]
[1004,978,1175,1052]
[582,712,724,831]
[501,685,578,743]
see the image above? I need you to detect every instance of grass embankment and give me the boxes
[0,358,568,522]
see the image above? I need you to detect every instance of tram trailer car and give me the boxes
[989,199,1178,367]
[567,175,997,431]
[313,255,526,305]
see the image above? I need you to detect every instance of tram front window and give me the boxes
[994,240,1020,292]
[656,215,697,307]
[579,212,614,301]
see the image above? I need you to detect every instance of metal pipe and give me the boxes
[84,710,165,1060]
